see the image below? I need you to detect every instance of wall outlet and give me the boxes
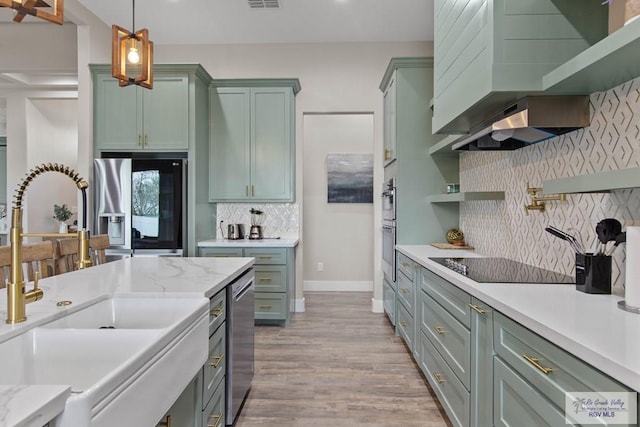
[317,262,324,272]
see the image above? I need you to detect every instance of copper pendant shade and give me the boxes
[111,0,153,89]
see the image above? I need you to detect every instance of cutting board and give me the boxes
[430,242,474,250]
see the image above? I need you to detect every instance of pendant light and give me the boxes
[112,0,153,89]
[0,0,64,24]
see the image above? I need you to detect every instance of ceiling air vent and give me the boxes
[248,0,280,8]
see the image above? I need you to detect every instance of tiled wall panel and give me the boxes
[216,203,299,239]
[460,77,640,292]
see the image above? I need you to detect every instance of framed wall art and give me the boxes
[327,153,373,203]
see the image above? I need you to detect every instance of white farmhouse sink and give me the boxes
[43,295,205,329]
[0,295,209,426]
[0,327,160,390]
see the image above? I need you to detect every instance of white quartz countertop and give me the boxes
[198,238,299,248]
[397,245,640,391]
[0,385,70,427]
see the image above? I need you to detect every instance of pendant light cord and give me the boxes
[132,0,135,33]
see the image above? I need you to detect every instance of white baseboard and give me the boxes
[371,298,383,313]
[294,298,305,312]
[303,280,373,292]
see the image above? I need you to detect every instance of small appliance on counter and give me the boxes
[249,208,264,240]
[227,224,245,240]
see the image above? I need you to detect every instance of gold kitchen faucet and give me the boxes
[6,163,92,324]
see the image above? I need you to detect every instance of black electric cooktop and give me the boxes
[429,257,575,284]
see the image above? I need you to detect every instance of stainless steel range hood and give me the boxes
[452,96,590,151]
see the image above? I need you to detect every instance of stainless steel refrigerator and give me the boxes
[94,158,187,259]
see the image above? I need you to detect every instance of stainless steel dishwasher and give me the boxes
[226,268,255,425]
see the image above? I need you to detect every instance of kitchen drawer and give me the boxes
[383,278,396,326]
[199,247,243,258]
[244,247,287,265]
[494,356,569,427]
[421,268,471,328]
[202,379,225,427]
[396,300,414,351]
[255,292,287,320]
[208,289,226,337]
[203,324,226,409]
[396,268,415,312]
[420,331,470,427]
[493,311,633,413]
[254,265,287,292]
[397,252,417,282]
[421,290,471,390]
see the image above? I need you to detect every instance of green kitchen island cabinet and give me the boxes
[91,64,212,153]
[158,286,227,427]
[209,79,301,203]
[198,240,298,326]
[432,0,607,134]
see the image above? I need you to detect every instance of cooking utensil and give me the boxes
[545,226,583,254]
[605,231,626,256]
[595,218,622,255]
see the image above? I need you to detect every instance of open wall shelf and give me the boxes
[543,167,640,194]
[543,19,640,94]
[428,191,505,203]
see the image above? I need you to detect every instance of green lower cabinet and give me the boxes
[469,298,493,427]
[396,299,414,351]
[202,379,225,427]
[420,330,470,427]
[494,356,570,427]
[199,246,294,325]
[157,373,201,427]
[383,278,396,326]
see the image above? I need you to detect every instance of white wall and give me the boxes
[155,41,432,311]
[303,113,374,291]
[23,98,79,237]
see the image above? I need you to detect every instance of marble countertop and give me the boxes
[0,385,70,427]
[397,245,640,391]
[0,256,254,425]
[198,238,299,248]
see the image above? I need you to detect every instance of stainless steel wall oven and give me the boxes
[382,177,396,282]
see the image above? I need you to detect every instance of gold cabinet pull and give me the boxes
[208,414,223,427]
[137,134,142,146]
[384,149,390,161]
[400,287,409,294]
[209,355,224,369]
[259,277,272,281]
[434,325,446,335]
[469,304,488,314]
[245,185,249,196]
[399,320,408,327]
[434,373,447,384]
[259,304,272,309]
[210,307,223,317]
[258,255,273,259]
[251,185,255,196]
[401,262,410,267]
[144,134,148,146]
[157,415,171,427]
[523,354,554,375]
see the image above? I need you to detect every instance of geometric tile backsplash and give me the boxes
[216,203,300,239]
[460,76,640,294]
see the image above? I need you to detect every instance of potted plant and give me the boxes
[53,203,73,233]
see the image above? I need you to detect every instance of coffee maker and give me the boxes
[249,208,264,240]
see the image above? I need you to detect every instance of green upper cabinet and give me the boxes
[91,65,193,152]
[382,72,396,166]
[209,79,300,202]
[432,0,607,134]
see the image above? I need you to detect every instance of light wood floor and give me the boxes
[235,292,451,427]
